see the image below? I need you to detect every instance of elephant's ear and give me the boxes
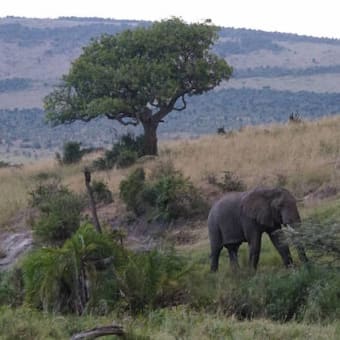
[241,188,275,227]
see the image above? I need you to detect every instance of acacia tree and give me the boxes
[44,18,233,155]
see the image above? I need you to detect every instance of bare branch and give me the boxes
[105,113,139,126]
[83,167,102,233]
[71,324,125,339]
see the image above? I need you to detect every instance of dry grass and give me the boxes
[158,115,340,197]
[1,115,340,228]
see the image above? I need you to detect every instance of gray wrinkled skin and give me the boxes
[208,187,307,271]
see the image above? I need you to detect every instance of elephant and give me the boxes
[208,187,308,271]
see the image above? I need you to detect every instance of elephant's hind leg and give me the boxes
[226,243,241,271]
[210,245,222,272]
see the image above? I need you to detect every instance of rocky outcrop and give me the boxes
[0,231,33,270]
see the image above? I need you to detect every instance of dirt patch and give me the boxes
[166,230,198,245]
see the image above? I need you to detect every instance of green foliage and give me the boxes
[91,180,113,204]
[0,306,67,340]
[22,224,120,314]
[284,221,340,266]
[119,165,207,221]
[93,133,143,170]
[0,306,338,340]
[119,168,146,215]
[119,248,186,313]
[0,160,11,168]
[186,265,340,323]
[151,171,207,221]
[60,141,83,164]
[0,269,23,307]
[22,224,186,315]
[44,18,232,155]
[44,18,232,125]
[116,149,138,168]
[29,182,84,245]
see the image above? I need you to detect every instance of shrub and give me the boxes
[91,180,113,204]
[119,168,146,215]
[289,111,303,123]
[0,269,23,307]
[152,172,207,221]
[61,141,83,164]
[208,171,246,192]
[22,224,122,314]
[29,182,85,246]
[93,133,144,170]
[0,160,10,168]
[216,127,226,135]
[186,265,340,323]
[119,165,207,221]
[116,149,138,168]
[120,248,187,313]
[283,220,340,266]
[22,224,186,314]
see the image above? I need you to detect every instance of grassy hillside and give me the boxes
[2,114,340,226]
[0,115,339,338]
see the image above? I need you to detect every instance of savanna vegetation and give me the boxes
[0,115,339,339]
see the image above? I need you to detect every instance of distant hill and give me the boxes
[1,16,340,161]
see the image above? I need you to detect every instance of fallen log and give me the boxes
[71,323,125,339]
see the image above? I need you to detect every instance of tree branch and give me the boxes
[173,95,187,111]
[105,113,139,126]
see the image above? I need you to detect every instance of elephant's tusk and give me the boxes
[284,224,298,234]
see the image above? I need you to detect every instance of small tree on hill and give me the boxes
[44,18,232,155]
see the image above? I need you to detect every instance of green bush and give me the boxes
[93,133,144,170]
[116,149,137,168]
[119,168,146,215]
[0,269,23,307]
[152,172,207,221]
[120,248,186,313]
[91,180,113,204]
[30,183,85,246]
[186,265,340,323]
[284,220,340,266]
[119,165,207,221]
[22,224,122,314]
[22,224,186,315]
[60,141,83,164]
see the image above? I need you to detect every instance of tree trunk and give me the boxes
[142,120,158,156]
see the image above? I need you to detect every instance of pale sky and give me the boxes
[1,0,340,39]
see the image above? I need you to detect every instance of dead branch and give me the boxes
[71,323,125,339]
[84,167,102,233]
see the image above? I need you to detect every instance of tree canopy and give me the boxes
[44,18,233,155]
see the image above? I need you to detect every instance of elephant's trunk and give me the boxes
[285,224,309,263]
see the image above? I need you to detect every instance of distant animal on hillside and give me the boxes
[208,187,308,271]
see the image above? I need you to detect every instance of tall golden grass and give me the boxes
[1,114,340,227]
[159,116,340,196]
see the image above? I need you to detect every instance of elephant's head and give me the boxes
[241,187,300,230]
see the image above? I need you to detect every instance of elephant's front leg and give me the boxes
[248,233,262,270]
[269,231,293,267]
